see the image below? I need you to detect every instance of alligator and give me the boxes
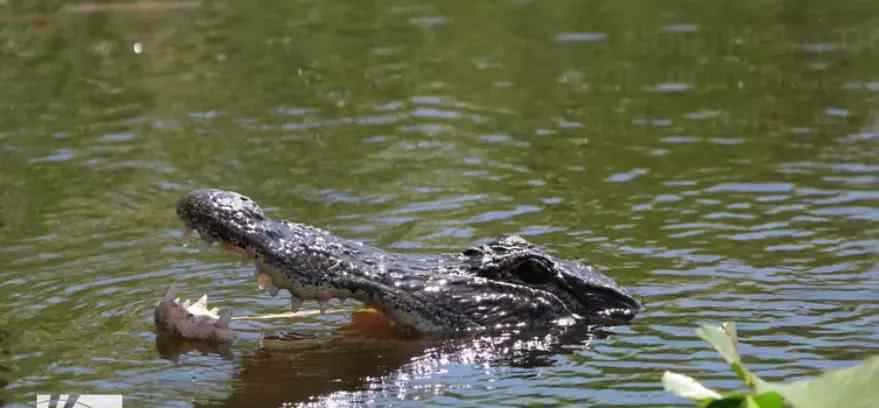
[157,189,641,340]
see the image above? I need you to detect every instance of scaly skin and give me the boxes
[174,189,641,335]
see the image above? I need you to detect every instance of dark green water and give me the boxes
[1,1,878,407]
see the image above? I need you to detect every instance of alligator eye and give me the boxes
[512,257,554,284]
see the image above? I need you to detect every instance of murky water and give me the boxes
[1,1,878,407]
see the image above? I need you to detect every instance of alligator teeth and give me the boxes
[194,294,208,309]
[257,273,272,290]
[209,307,219,315]
[290,295,303,312]
[182,299,192,308]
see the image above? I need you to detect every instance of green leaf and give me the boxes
[696,323,766,388]
[662,371,722,401]
[704,393,746,408]
[703,391,784,408]
[759,356,879,408]
[696,323,740,365]
[666,322,878,408]
[750,391,785,408]
[742,395,762,408]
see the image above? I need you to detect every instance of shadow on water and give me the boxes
[154,311,617,407]
[155,334,236,363]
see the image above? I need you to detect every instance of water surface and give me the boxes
[1,1,878,407]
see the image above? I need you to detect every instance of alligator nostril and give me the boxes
[462,248,481,256]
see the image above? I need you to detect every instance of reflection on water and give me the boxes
[1,0,878,406]
[185,315,616,408]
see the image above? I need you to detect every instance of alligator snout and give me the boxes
[176,189,266,248]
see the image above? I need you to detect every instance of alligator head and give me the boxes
[173,189,641,336]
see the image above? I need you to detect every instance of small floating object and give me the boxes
[154,286,235,342]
